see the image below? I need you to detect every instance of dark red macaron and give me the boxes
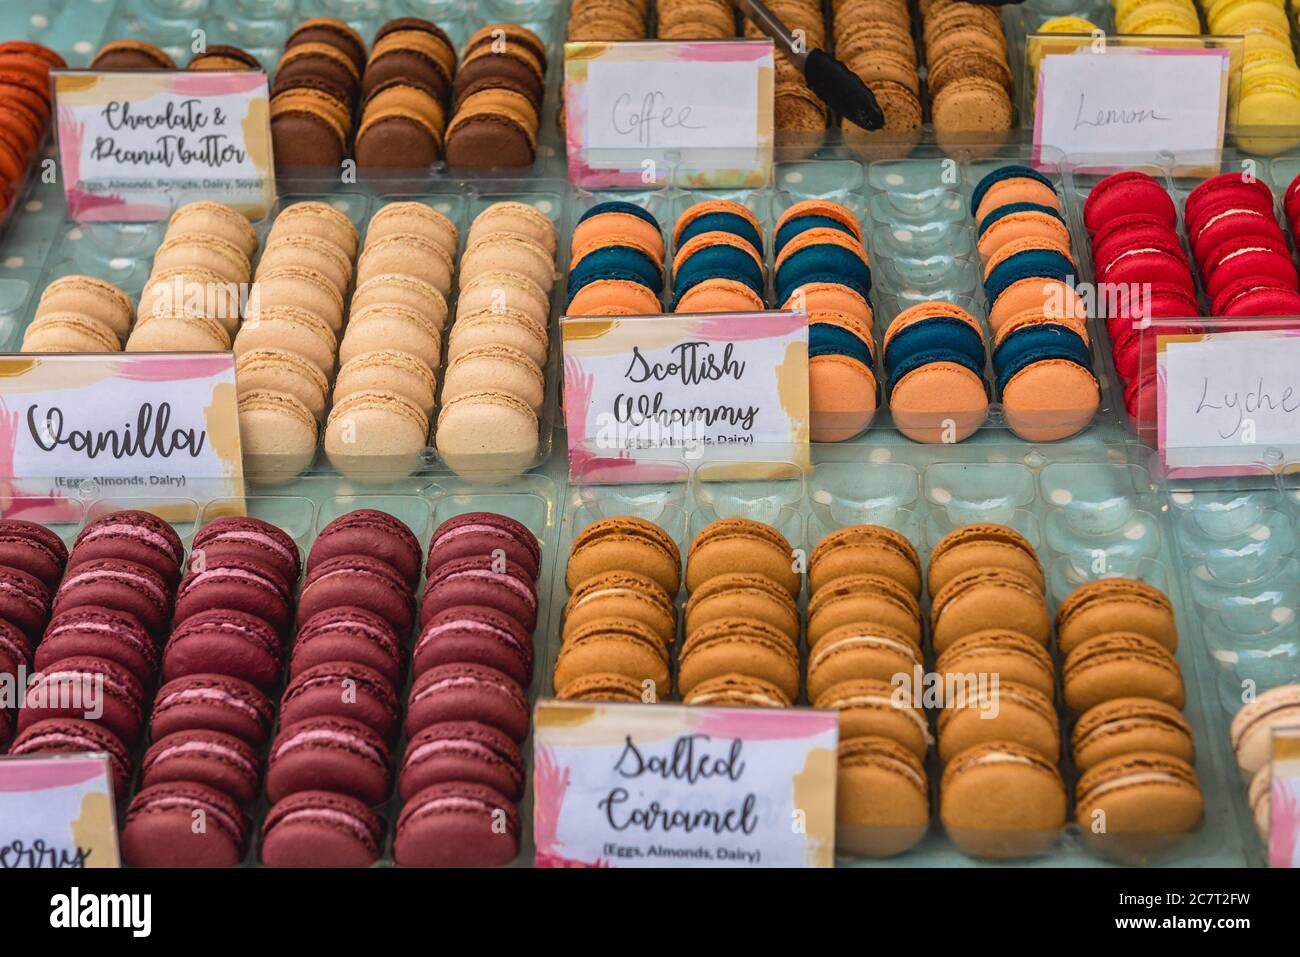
[265,715,393,806]
[1092,220,1184,274]
[261,790,384,868]
[189,517,301,590]
[427,512,541,581]
[306,509,423,588]
[398,720,525,802]
[52,558,171,635]
[173,557,293,634]
[121,782,248,867]
[36,605,157,685]
[290,606,404,686]
[412,605,534,686]
[420,556,537,631]
[1112,321,1202,381]
[1202,233,1299,300]
[1084,171,1176,233]
[1096,241,1196,298]
[279,660,400,741]
[1187,201,1284,267]
[149,673,274,746]
[1089,212,1178,259]
[140,728,262,805]
[8,717,133,797]
[68,509,185,586]
[19,654,145,743]
[1212,278,1300,317]
[406,662,530,742]
[1185,172,1275,228]
[161,608,283,691]
[394,781,520,868]
[296,554,414,636]
[0,564,51,637]
[0,617,30,675]
[0,518,68,589]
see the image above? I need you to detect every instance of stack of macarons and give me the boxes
[924,524,1065,859]
[130,200,258,353]
[680,518,800,706]
[1115,0,1200,33]
[569,0,649,39]
[355,18,457,172]
[805,524,928,856]
[236,202,356,485]
[187,44,260,71]
[567,200,666,316]
[882,301,989,444]
[269,18,367,173]
[836,0,922,155]
[776,199,877,441]
[657,0,737,37]
[398,511,538,867]
[921,1,1013,143]
[445,24,547,169]
[555,516,680,702]
[1231,683,1300,846]
[0,519,67,755]
[0,42,62,216]
[17,511,181,826]
[325,201,454,484]
[256,509,421,868]
[1185,172,1300,316]
[23,275,134,353]
[436,201,556,479]
[671,199,766,313]
[1203,0,1295,56]
[1082,170,1198,431]
[1058,578,1202,846]
[750,0,827,156]
[90,39,175,70]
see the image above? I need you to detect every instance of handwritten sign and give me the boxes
[53,70,275,221]
[1269,728,1300,868]
[532,700,838,867]
[1033,45,1229,173]
[0,754,120,868]
[562,311,809,483]
[564,40,774,188]
[0,353,244,521]
[1158,331,1300,473]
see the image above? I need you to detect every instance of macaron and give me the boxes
[1056,578,1178,656]
[8,718,132,797]
[149,673,274,745]
[972,167,1061,223]
[23,313,121,353]
[566,516,681,595]
[67,509,183,585]
[457,270,548,326]
[929,567,1050,654]
[937,680,1060,762]
[684,572,798,644]
[993,318,1100,442]
[460,230,555,293]
[470,200,558,257]
[573,201,665,266]
[445,305,547,368]
[565,571,677,649]
[354,85,446,170]
[162,609,283,690]
[927,524,1042,595]
[268,200,359,259]
[291,606,404,687]
[813,678,931,759]
[1075,752,1203,844]
[806,572,921,648]
[976,202,1069,263]
[363,19,456,101]
[568,244,664,303]
[297,554,415,636]
[280,661,400,741]
[413,606,534,687]
[190,516,301,590]
[1062,632,1185,714]
[261,790,383,868]
[774,199,864,254]
[774,228,872,306]
[35,275,134,340]
[287,17,367,75]
[394,781,520,867]
[405,662,530,742]
[935,629,1055,699]
[673,199,764,258]
[51,558,169,636]
[940,741,1066,859]
[677,617,800,701]
[836,735,930,858]
[673,234,766,308]
[188,44,262,72]
[686,518,799,596]
[553,618,670,696]
[308,508,423,589]
[555,672,650,703]
[442,345,545,415]
[420,554,536,632]
[809,524,921,596]
[140,729,262,805]
[269,88,352,170]
[445,88,539,169]
[1083,170,1177,233]
[809,312,879,441]
[806,623,922,702]
[0,519,67,590]
[681,673,792,708]
[265,715,393,806]
[398,720,525,801]
[173,557,293,634]
[1072,696,1195,771]
[325,390,430,484]
[18,655,144,743]
[91,39,176,70]
[235,349,330,421]
[1202,233,1299,299]
[1230,683,1300,777]
[368,201,458,256]
[435,391,539,481]
[883,300,989,444]
[238,390,319,487]
[31,611,147,701]
[428,511,540,581]
[121,783,247,867]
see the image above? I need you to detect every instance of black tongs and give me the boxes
[732,0,885,130]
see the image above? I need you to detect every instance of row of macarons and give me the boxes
[0,42,62,215]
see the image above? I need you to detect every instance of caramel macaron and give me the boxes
[684,572,799,643]
[553,618,670,697]
[686,518,799,597]
[809,524,921,597]
[927,523,1043,596]
[806,572,921,648]
[814,678,931,759]
[565,516,681,595]
[678,617,799,701]
[1056,578,1178,656]
[929,567,1049,654]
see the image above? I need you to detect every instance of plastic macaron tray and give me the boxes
[1,0,1298,871]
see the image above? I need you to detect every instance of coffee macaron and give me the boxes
[445,24,547,169]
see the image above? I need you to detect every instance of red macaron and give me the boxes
[1084,171,1177,233]
[149,673,275,746]
[1106,281,1200,340]
[412,605,534,685]
[1185,172,1275,228]
[1212,276,1300,317]
[36,605,158,685]
[0,564,51,637]
[420,555,538,631]
[279,660,401,740]
[261,790,384,868]
[0,618,29,675]
[1095,233,1197,297]
[265,715,393,806]
[19,654,145,743]
[426,512,542,581]
[1202,233,1299,300]
[0,42,66,69]
[52,557,172,635]
[0,518,68,589]
[296,553,415,636]
[122,782,248,867]
[190,517,301,591]
[8,717,133,797]
[394,781,520,867]
[398,720,525,802]
[68,509,185,586]
[173,557,294,633]
[306,509,423,589]
[162,608,283,690]
[140,728,262,805]
[1187,200,1284,267]
[290,605,404,685]
[405,662,530,742]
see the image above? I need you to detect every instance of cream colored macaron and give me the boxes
[325,388,429,484]
[239,389,319,486]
